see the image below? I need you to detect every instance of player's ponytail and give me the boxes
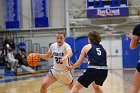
[88,31,101,44]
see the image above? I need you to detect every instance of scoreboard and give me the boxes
[86,0,129,18]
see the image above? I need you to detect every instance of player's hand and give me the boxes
[66,66,73,71]
[35,53,40,58]
[60,56,67,63]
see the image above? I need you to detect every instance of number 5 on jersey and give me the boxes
[96,48,101,56]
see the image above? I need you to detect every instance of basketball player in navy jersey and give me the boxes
[129,24,140,93]
[67,31,108,93]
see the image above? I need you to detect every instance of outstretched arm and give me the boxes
[60,49,73,62]
[68,46,86,70]
[38,50,52,60]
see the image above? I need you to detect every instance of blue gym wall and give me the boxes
[66,34,140,69]
[122,34,140,68]
[66,36,88,69]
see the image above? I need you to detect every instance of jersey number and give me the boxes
[55,57,63,64]
[96,48,101,56]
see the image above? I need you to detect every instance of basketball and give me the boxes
[26,53,39,67]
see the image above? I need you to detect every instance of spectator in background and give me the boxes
[6,47,18,72]
[0,46,6,66]
[3,36,16,56]
[3,36,16,50]
[15,48,35,73]
[0,44,7,66]
[15,48,27,66]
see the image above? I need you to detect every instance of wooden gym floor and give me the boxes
[0,69,139,93]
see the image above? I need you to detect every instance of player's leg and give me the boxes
[129,70,140,93]
[59,70,81,92]
[92,82,103,93]
[60,70,74,89]
[69,69,98,93]
[69,81,84,93]
[40,74,57,93]
[92,69,108,93]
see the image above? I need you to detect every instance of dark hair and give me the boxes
[133,24,140,36]
[19,48,26,52]
[57,32,66,38]
[88,31,101,44]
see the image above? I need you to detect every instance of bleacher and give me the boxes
[0,34,53,77]
[0,60,52,77]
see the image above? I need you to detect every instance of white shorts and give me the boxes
[48,66,73,85]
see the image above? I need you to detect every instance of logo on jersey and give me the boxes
[53,52,64,56]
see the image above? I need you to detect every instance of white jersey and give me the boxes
[49,42,71,71]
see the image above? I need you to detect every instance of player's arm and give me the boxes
[130,34,139,49]
[65,49,73,59]
[60,49,73,62]
[60,44,73,62]
[69,46,87,70]
[129,24,140,49]
[38,50,52,60]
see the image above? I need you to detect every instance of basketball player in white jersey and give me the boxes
[38,32,73,93]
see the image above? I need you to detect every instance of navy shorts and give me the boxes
[78,68,108,88]
[136,62,140,72]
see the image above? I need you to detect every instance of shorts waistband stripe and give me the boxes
[87,66,108,69]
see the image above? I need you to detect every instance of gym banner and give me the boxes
[87,7,129,18]
[32,0,49,28]
[86,0,129,18]
[5,0,20,29]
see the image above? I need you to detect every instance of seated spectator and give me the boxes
[6,47,18,72]
[3,36,15,50]
[15,48,35,73]
[0,46,6,66]
[2,36,15,59]
[15,48,27,66]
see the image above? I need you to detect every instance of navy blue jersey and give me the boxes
[132,24,140,72]
[87,43,107,66]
